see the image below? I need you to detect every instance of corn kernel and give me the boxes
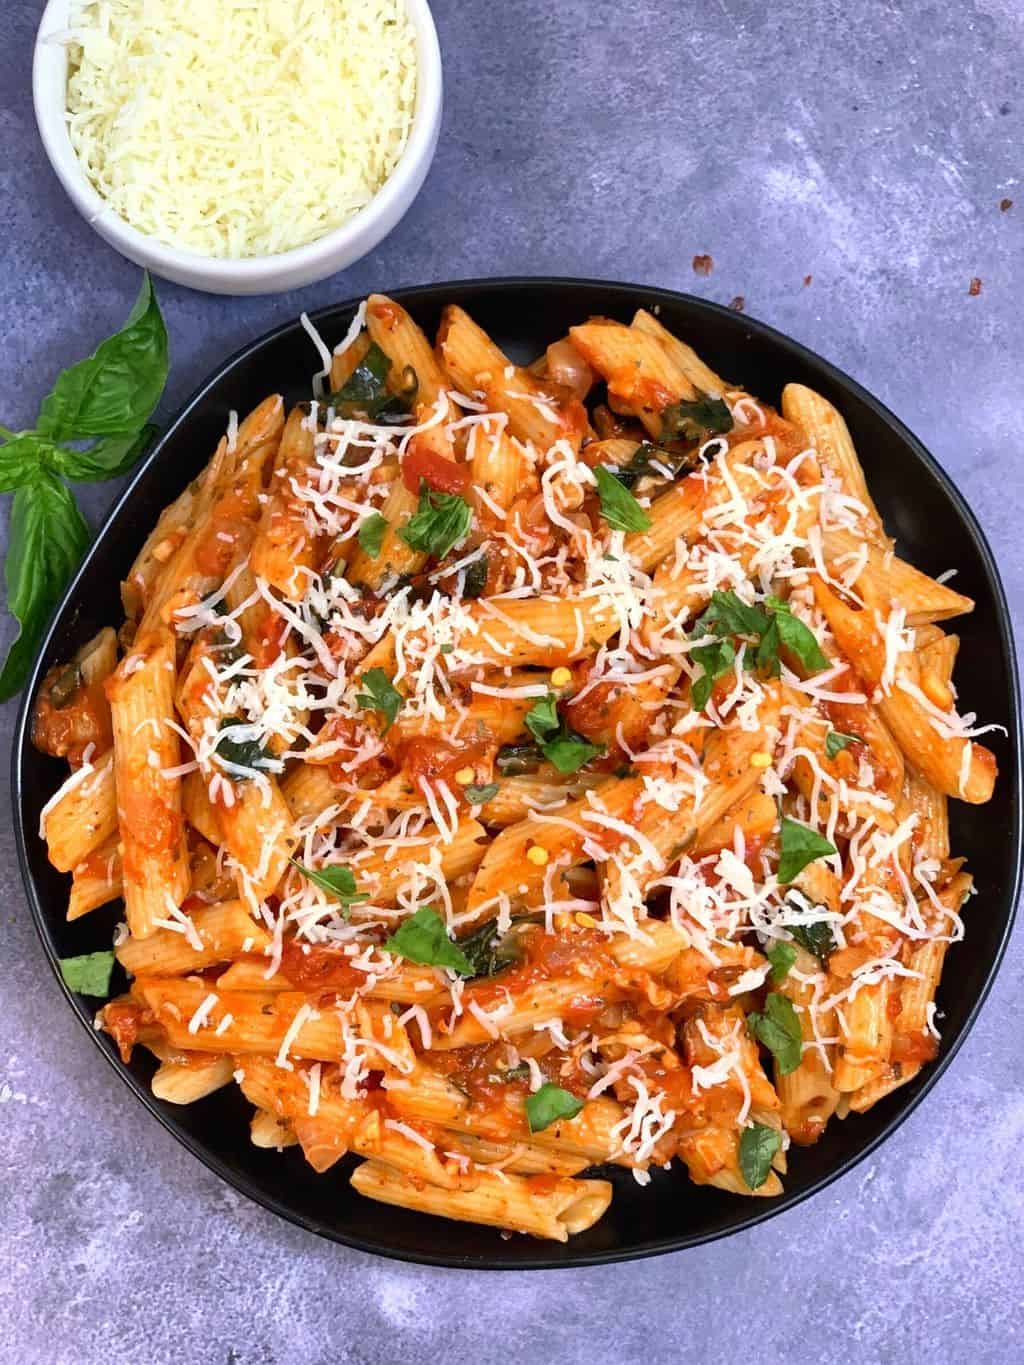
[575,912,598,929]
[550,667,572,688]
[454,767,475,785]
[749,751,772,769]
[526,844,550,867]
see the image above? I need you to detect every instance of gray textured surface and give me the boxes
[2,0,1022,1361]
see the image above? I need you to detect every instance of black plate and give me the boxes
[13,279,1022,1269]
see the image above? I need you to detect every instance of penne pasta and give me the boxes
[33,294,997,1241]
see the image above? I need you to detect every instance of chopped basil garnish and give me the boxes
[462,554,489,599]
[355,668,403,732]
[777,817,836,884]
[290,860,369,916]
[788,917,837,964]
[747,992,803,1075]
[825,729,859,760]
[689,590,828,710]
[59,950,116,997]
[524,694,604,774]
[456,917,526,978]
[384,907,473,975]
[326,343,417,423]
[525,1083,585,1133]
[399,481,473,561]
[357,512,388,559]
[659,393,734,443]
[214,719,275,777]
[765,941,797,984]
[739,1122,782,1189]
[464,782,499,805]
[594,465,651,533]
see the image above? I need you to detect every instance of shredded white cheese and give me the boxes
[63,0,417,257]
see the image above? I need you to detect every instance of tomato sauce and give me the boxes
[279,939,366,993]
[402,443,471,496]
[394,736,491,795]
[194,489,252,578]
[103,1000,142,1064]
[32,673,112,766]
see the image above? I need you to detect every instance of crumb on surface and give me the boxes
[729,296,745,311]
[969,277,982,296]
[692,254,713,276]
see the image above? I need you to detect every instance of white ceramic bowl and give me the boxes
[33,0,442,296]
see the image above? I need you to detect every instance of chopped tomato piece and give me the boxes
[402,444,470,496]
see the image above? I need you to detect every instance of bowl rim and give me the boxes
[32,0,443,286]
[12,276,1023,1269]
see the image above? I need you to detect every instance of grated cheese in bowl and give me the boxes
[63,0,418,259]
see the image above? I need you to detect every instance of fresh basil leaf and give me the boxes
[766,941,798,984]
[690,637,736,711]
[788,918,836,964]
[355,667,403,732]
[290,859,369,914]
[59,950,116,997]
[525,693,560,743]
[37,273,169,441]
[326,342,399,420]
[616,440,699,489]
[525,1082,585,1133]
[594,465,651,533]
[524,693,603,772]
[462,554,489,599]
[691,591,827,691]
[696,590,770,640]
[213,719,277,778]
[739,1122,782,1189]
[777,817,837,884]
[541,727,604,774]
[825,729,859,760]
[49,659,84,710]
[660,394,734,443]
[464,782,499,805]
[496,742,542,775]
[0,433,55,493]
[384,907,473,975]
[747,991,803,1075]
[357,512,388,559]
[399,481,473,560]
[761,596,829,674]
[47,425,158,483]
[457,917,524,978]
[0,472,89,702]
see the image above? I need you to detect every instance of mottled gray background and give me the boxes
[2,0,1022,1361]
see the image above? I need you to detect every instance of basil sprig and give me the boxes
[0,273,168,699]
